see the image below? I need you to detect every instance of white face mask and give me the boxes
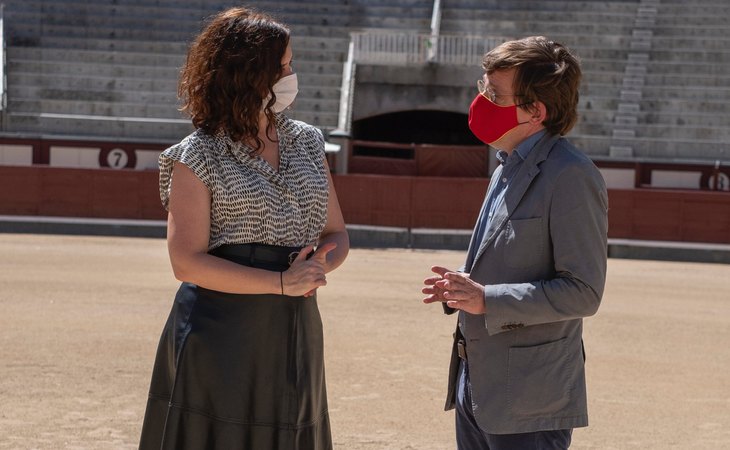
[266,73,298,113]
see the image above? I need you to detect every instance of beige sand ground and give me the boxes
[1,233,729,449]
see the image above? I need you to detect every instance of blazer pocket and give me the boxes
[503,217,544,269]
[507,337,571,417]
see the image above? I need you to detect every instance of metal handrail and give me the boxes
[351,31,508,66]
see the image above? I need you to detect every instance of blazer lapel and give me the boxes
[471,133,560,265]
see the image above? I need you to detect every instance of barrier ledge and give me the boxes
[0,215,167,239]
[1,216,729,264]
[607,238,730,265]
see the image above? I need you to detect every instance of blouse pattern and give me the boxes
[158,114,330,250]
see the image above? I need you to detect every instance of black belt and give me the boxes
[209,243,308,269]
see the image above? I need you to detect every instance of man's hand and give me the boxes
[422,266,486,315]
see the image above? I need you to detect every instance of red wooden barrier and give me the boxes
[0,166,165,220]
[607,189,730,243]
[1,166,728,244]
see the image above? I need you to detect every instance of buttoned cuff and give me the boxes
[483,284,508,335]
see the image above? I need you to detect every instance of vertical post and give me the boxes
[0,3,7,114]
[331,38,356,174]
[427,0,441,63]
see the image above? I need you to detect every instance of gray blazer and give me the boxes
[444,133,608,434]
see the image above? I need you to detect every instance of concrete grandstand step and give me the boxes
[8,59,180,80]
[576,122,615,136]
[652,24,729,38]
[9,99,185,120]
[640,98,730,115]
[444,0,639,14]
[580,83,623,97]
[9,85,179,106]
[287,24,351,39]
[581,97,621,112]
[442,9,636,26]
[9,47,185,68]
[544,34,631,50]
[282,111,339,130]
[582,71,626,85]
[656,15,727,26]
[8,5,363,33]
[579,110,620,124]
[629,138,730,162]
[650,37,730,52]
[7,72,178,94]
[646,61,730,76]
[6,112,195,141]
[9,23,198,44]
[658,3,730,16]
[641,86,730,101]
[286,98,341,113]
[439,20,634,37]
[644,73,730,88]
[255,11,432,29]
[296,74,343,89]
[6,2,213,24]
[634,125,730,141]
[649,49,730,64]
[638,112,729,128]
[30,36,188,54]
[583,59,632,74]
[569,48,631,61]
[9,33,349,57]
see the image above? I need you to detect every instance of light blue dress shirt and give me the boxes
[470,130,548,255]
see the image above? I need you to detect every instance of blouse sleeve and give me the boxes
[308,126,327,163]
[158,138,213,211]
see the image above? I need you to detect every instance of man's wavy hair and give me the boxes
[179,7,290,153]
[483,36,582,136]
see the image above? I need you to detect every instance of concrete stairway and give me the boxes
[629,0,730,162]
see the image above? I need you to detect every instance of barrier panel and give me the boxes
[0,165,164,220]
[608,189,730,243]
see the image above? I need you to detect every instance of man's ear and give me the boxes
[529,100,547,124]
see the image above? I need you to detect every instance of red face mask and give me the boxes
[468,93,529,145]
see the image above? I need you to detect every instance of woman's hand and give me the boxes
[282,243,337,297]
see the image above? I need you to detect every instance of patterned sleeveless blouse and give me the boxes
[158,114,330,250]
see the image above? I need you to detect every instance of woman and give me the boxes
[139,7,349,449]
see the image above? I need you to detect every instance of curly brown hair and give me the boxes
[178,7,290,153]
[483,36,582,136]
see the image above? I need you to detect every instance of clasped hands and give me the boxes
[422,266,487,315]
[282,242,337,297]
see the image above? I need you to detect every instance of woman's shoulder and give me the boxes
[164,129,220,157]
[278,115,323,141]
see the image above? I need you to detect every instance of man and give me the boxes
[422,36,608,450]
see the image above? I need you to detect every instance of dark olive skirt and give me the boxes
[139,244,332,450]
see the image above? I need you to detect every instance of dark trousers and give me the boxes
[456,360,572,450]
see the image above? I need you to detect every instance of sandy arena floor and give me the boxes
[1,233,729,449]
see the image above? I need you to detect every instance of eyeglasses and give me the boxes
[477,79,526,104]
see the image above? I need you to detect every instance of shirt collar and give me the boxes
[495,129,547,165]
[514,129,547,161]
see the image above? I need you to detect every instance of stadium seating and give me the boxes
[1,0,728,164]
